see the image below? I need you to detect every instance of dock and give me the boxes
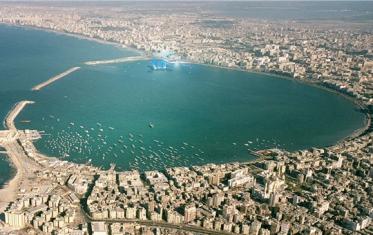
[84,55,149,65]
[31,67,80,91]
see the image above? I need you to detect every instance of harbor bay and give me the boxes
[0,24,367,173]
[0,2,372,234]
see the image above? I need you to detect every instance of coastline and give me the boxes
[3,22,371,118]
[0,23,142,57]
[0,143,23,213]
[0,4,371,233]
[0,22,370,175]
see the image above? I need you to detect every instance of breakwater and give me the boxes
[4,101,34,131]
[84,55,149,65]
[31,67,80,91]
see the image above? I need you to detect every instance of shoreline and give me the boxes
[0,22,371,175]
[0,23,142,57]
[3,22,371,118]
[0,143,23,213]
[0,154,17,190]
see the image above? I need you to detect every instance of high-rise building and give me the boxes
[91,221,107,235]
[183,204,197,223]
[249,221,262,235]
[5,211,25,229]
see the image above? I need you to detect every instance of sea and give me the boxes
[0,153,15,188]
[0,18,368,185]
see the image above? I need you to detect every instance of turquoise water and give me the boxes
[0,24,137,130]
[0,24,367,174]
[0,24,135,185]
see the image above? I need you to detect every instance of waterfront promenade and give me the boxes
[31,67,80,91]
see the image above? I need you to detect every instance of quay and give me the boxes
[31,67,80,91]
[84,55,149,65]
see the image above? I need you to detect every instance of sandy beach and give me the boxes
[0,143,22,213]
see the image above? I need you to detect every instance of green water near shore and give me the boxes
[0,154,15,188]
[0,24,367,175]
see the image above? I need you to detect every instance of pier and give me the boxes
[84,55,149,65]
[31,67,80,91]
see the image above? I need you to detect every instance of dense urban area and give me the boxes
[0,2,372,235]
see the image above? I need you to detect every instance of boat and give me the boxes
[149,122,154,128]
